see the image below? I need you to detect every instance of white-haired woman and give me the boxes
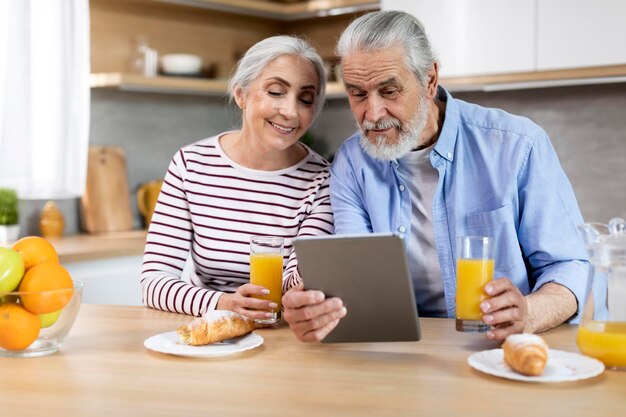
[141,36,333,320]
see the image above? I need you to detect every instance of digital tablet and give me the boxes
[293,233,421,343]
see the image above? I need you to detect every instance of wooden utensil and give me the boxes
[80,146,134,233]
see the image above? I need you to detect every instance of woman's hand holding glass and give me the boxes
[217,284,278,321]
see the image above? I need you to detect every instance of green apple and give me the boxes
[0,247,25,292]
[40,309,62,328]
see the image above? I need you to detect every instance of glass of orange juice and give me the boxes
[455,236,494,332]
[250,236,284,326]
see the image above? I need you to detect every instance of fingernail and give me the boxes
[486,331,495,339]
[340,307,347,316]
[269,302,278,309]
[264,312,273,318]
[480,302,491,312]
[314,292,325,302]
[485,285,493,294]
[483,314,493,323]
[261,289,270,295]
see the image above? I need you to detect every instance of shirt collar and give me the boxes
[433,87,458,163]
[390,87,458,167]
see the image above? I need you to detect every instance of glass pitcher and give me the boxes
[577,218,626,370]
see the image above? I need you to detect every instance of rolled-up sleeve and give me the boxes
[517,129,590,320]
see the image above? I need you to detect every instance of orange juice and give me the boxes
[250,253,283,312]
[577,321,626,368]
[456,259,494,320]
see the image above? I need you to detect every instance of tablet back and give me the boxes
[294,233,421,343]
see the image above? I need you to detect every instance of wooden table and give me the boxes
[1,305,624,417]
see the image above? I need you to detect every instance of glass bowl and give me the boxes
[0,280,83,357]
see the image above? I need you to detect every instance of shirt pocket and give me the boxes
[466,204,523,276]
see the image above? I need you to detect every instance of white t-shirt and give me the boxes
[397,143,446,317]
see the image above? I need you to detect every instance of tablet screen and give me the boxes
[294,233,421,343]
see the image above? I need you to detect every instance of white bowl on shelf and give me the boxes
[160,54,203,76]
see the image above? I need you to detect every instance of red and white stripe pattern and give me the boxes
[141,134,334,316]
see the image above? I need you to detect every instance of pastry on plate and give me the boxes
[502,333,549,376]
[177,310,256,346]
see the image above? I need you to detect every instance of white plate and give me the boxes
[144,331,263,358]
[468,348,605,382]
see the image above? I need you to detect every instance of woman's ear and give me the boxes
[234,86,245,110]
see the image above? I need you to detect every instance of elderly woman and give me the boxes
[141,36,333,320]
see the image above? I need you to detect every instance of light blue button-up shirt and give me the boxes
[330,88,589,320]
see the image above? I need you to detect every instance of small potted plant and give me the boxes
[0,188,19,244]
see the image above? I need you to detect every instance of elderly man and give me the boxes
[283,10,589,342]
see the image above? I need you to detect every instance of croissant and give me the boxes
[502,333,549,376]
[177,310,256,346]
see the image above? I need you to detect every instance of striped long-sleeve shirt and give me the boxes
[140,133,334,316]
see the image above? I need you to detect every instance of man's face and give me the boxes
[342,46,430,160]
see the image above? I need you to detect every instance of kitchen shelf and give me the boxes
[90,72,348,98]
[441,64,626,92]
[92,65,626,98]
[155,0,379,20]
[90,73,230,96]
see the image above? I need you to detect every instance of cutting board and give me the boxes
[80,146,134,233]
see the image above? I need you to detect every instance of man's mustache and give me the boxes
[362,117,402,132]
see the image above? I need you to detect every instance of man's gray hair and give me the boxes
[228,35,327,121]
[336,10,438,86]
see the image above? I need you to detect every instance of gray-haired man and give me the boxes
[283,10,588,342]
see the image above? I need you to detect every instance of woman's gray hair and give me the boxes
[228,35,327,121]
[336,10,438,86]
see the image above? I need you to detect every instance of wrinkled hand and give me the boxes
[282,285,347,342]
[218,283,277,320]
[480,277,530,340]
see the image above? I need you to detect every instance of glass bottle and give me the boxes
[129,35,157,77]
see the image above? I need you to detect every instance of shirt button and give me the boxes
[398,226,406,233]
[399,185,405,192]
[447,152,453,158]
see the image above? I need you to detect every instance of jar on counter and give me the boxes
[39,201,65,238]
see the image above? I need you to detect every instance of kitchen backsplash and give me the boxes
[17,83,626,236]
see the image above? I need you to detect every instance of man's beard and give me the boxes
[358,92,430,161]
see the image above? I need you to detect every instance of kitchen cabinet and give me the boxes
[537,0,626,70]
[51,230,147,306]
[90,0,378,97]
[382,0,535,78]
[65,255,143,306]
[382,0,626,91]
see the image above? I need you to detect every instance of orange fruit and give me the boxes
[18,261,74,314]
[12,236,59,271]
[0,303,41,350]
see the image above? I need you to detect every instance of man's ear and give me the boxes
[234,86,245,110]
[426,62,439,98]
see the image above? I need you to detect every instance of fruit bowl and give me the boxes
[0,279,83,357]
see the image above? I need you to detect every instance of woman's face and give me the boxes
[235,54,319,153]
